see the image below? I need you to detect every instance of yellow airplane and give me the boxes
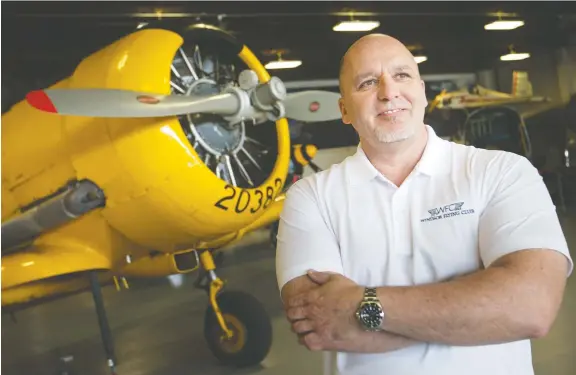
[425,78,546,158]
[427,82,547,112]
[1,22,342,373]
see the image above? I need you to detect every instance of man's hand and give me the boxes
[284,270,364,351]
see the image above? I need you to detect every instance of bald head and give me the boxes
[338,34,419,94]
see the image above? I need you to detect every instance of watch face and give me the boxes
[358,303,383,329]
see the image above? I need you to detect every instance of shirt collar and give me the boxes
[346,125,450,186]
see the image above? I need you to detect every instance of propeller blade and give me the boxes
[284,90,342,122]
[25,88,240,118]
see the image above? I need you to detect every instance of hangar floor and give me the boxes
[2,213,576,375]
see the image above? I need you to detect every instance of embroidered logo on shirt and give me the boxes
[421,202,475,222]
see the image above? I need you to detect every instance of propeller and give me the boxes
[283,90,342,123]
[25,75,343,123]
[25,89,240,118]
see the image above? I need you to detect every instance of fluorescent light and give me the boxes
[414,55,428,64]
[333,20,380,32]
[485,20,524,30]
[500,52,530,61]
[264,60,302,70]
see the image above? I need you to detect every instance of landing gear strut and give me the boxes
[89,271,117,375]
[196,250,273,367]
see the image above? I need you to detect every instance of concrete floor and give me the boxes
[2,213,576,375]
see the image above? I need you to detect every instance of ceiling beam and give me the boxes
[4,1,574,18]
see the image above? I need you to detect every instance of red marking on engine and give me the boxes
[309,101,320,112]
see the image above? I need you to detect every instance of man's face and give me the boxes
[338,37,428,145]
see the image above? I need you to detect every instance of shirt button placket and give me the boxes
[393,183,414,284]
[392,185,409,254]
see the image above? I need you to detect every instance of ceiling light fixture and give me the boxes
[263,49,302,70]
[500,45,530,61]
[485,20,525,30]
[500,52,530,61]
[265,60,302,69]
[333,20,380,32]
[484,12,524,31]
[414,55,428,64]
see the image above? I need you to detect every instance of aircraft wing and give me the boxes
[437,95,548,109]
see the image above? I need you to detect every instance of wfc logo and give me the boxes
[421,202,475,222]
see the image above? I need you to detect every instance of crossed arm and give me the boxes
[281,271,420,353]
[281,248,569,353]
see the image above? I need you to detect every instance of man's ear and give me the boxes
[420,80,429,108]
[339,97,352,125]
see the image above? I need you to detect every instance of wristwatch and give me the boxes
[355,287,384,331]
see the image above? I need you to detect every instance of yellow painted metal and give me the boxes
[240,194,285,233]
[120,255,175,277]
[197,232,240,250]
[209,277,234,339]
[1,76,78,219]
[200,250,217,271]
[1,244,109,290]
[199,250,234,338]
[1,269,113,307]
[2,277,92,307]
[1,208,146,294]
[120,249,199,277]
[219,314,247,353]
[1,184,21,222]
[113,276,121,291]
[197,193,285,250]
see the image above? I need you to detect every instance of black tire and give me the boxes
[204,291,272,367]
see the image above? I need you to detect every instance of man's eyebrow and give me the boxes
[353,64,414,83]
[394,64,413,72]
[353,72,376,85]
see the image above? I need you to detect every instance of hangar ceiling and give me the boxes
[3,1,576,92]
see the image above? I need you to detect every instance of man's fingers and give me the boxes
[286,306,307,321]
[298,332,323,351]
[306,270,331,285]
[291,319,314,334]
[287,292,310,308]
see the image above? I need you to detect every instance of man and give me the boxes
[275,34,573,375]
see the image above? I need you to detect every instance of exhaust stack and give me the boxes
[1,179,106,253]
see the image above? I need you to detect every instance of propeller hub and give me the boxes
[251,77,287,110]
[269,77,287,101]
[238,70,259,91]
[185,79,246,157]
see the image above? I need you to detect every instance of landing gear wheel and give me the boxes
[204,291,272,367]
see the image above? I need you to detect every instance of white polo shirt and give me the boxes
[276,125,573,375]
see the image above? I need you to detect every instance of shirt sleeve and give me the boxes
[478,154,573,276]
[275,178,345,292]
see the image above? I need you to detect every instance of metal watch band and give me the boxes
[364,287,379,302]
